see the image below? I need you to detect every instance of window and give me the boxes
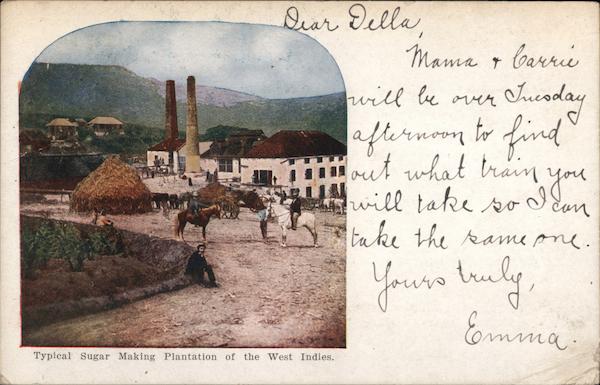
[319,167,325,178]
[339,156,344,161]
[317,157,323,163]
[305,168,313,179]
[304,158,310,164]
[306,186,312,198]
[331,183,338,197]
[178,156,186,172]
[329,156,335,161]
[330,167,337,177]
[253,169,272,185]
[339,165,345,176]
[218,159,233,172]
[290,169,296,182]
[288,159,295,165]
[340,182,346,196]
[319,185,326,199]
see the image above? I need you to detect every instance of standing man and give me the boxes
[253,197,269,242]
[289,191,301,230]
[185,243,217,287]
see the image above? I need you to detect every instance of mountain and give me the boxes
[19,63,347,145]
[149,78,263,107]
[200,125,258,141]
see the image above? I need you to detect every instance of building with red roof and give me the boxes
[241,130,346,198]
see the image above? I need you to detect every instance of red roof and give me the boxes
[148,138,186,151]
[245,130,346,158]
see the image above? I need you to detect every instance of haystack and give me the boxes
[197,182,228,203]
[71,156,152,214]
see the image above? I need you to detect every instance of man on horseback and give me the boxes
[290,190,301,230]
[189,191,202,218]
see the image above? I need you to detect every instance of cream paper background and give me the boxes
[1,1,598,384]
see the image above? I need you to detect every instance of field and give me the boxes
[20,185,346,348]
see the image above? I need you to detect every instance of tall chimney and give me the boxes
[165,80,178,140]
[185,75,201,172]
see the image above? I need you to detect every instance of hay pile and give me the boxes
[197,182,228,203]
[71,156,152,214]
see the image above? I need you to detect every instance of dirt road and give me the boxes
[21,199,346,347]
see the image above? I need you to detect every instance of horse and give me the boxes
[174,204,221,242]
[267,202,318,247]
[320,198,332,211]
[332,198,345,214]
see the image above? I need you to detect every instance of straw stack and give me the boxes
[197,182,228,203]
[71,156,152,214]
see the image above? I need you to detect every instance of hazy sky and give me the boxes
[35,21,345,99]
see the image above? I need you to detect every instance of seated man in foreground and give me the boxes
[185,242,217,287]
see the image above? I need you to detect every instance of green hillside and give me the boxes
[20,63,347,150]
[20,63,165,127]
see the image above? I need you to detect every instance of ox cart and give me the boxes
[216,196,240,219]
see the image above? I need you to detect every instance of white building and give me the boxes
[146,130,347,198]
[199,130,266,181]
[241,130,346,198]
[147,138,212,173]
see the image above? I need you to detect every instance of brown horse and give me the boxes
[174,204,221,242]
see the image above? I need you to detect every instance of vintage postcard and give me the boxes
[18,20,346,349]
[1,1,599,384]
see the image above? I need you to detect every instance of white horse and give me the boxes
[268,202,318,247]
[332,198,345,214]
[320,198,332,211]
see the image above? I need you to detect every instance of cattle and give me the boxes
[178,192,192,209]
[168,194,179,209]
[151,193,169,209]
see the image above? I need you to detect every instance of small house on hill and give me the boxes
[242,130,347,198]
[46,118,78,142]
[88,116,124,136]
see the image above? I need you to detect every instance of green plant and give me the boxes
[21,218,125,275]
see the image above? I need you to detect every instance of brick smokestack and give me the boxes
[165,80,178,140]
[185,75,201,172]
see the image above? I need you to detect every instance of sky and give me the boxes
[35,21,345,99]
